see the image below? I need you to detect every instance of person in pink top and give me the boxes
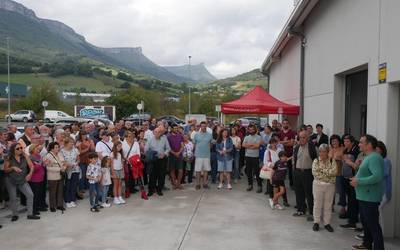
[28,144,47,215]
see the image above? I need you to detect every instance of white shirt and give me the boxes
[263,148,281,167]
[122,140,140,159]
[144,130,154,142]
[15,131,23,141]
[112,153,123,171]
[95,140,114,158]
[101,167,112,186]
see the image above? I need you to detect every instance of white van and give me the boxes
[44,110,73,122]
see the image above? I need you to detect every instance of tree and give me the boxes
[16,82,69,115]
[106,86,162,119]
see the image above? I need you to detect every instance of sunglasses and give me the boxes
[15,147,23,151]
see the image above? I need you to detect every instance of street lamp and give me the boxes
[7,37,11,124]
[188,55,192,115]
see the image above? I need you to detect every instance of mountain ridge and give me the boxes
[0,0,216,83]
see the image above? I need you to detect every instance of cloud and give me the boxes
[18,0,293,78]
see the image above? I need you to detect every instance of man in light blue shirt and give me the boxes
[193,121,212,190]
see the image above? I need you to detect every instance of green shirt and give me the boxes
[355,152,384,203]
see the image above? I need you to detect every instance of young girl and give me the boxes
[100,156,112,208]
[111,141,126,205]
[86,152,102,212]
[270,151,288,210]
[182,134,194,184]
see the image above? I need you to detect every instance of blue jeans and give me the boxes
[79,163,89,191]
[65,173,80,203]
[101,185,110,203]
[89,183,101,208]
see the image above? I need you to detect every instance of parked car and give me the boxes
[49,117,92,127]
[157,115,184,125]
[44,110,74,123]
[86,117,114,126]
[124,113,152,122]
[5,110,36,123]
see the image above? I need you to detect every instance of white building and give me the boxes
[261,0,400,237]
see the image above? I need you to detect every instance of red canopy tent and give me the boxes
[221,86,300,115]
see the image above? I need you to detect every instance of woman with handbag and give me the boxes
[4,143,40,221]
[43,142,67,212]
[122,130,140,198]
[216,129,234,190]
[262,137,281,203]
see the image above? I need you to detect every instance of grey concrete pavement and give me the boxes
[0,181,399,250]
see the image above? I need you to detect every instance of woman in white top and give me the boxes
[60,137,80,208]
[110,141,125,205]
[230,127,241,182]
[121,130,140,198]
[262,137,281,200]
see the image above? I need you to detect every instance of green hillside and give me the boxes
[197,69,267,96]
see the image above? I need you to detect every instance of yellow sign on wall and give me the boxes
[379,63,387,83]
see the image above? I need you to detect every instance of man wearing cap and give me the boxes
[96,131,114,160]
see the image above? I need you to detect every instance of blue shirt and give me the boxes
[194,131,212,158]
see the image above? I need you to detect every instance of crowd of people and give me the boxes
[0,117,391,250]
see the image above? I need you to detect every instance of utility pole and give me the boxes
[7,37,11,124]
[188,55,192,115]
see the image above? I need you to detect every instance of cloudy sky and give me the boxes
[19,0,294,78]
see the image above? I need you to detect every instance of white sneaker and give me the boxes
[275,204,284,210]
[113,198,121,205]
[218,183,223,189]
[70,201,77,207]
[227,184,232,190]
[268,198,274,209]
[118,197,126,204]
[102,202,111,208]
[66,202,73,208]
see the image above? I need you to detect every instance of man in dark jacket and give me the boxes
[310,123,329,147]
[293,131,318,220]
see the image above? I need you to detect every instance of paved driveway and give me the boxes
[0,181,399,250]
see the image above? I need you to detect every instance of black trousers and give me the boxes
[29,181,46,213]
[359,200,384,250]
[245,157,262,187]
[344,178,359,224]
[287,159,294,186]
[149,158,167,192]
[294,168,314,214]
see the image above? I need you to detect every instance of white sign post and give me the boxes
[42,100,48,119]
[137,103,143,126]
[215,105,222,124]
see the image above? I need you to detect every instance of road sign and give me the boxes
[137,103,143,111]
[42,100,48,108]
[215,105,221,112]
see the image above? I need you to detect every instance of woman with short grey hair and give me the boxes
[312,143,337,232]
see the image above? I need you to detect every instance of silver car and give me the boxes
[5,110,36,123]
